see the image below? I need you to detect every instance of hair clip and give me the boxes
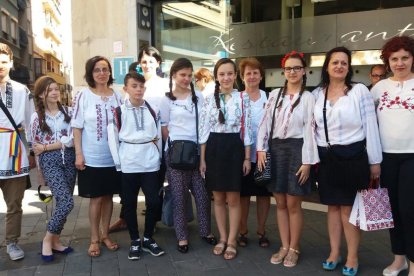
[281,50,305,67]
[135,65,144,76]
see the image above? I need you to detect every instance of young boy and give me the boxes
[108,71,164,260]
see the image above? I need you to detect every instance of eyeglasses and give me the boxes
[283,66,303,73]
[93,67,110,74]
[371,74,386,79]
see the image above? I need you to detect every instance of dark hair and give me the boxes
[84,56,114,88]
[277,52,307,111]
[320,46,353,92]
[138,46,162,64]
[213,58,237,124]
[238,57,265,80]
[128,61,139,72]
[166,58,197,104]
[380,36,414,72]
[33,76,70,134]
[370,64,386,74]
[124,71,145,86]
[0,43,13,60]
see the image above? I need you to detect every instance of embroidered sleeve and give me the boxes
[242,92,253,146]
[28,112,42,149]
[256,90,278,151]
[301,93,319,164]
[159,96,170,126]
[358,85,382,164]
[24,87,35,134]
[199,95,212,144]
[71,91,85,129]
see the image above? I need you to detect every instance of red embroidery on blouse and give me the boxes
[379,91,414,112]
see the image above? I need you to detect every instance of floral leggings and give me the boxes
[39,149,76,235]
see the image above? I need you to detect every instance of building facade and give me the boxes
[0,0,33,85]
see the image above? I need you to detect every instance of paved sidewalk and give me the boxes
[0,172,404,276]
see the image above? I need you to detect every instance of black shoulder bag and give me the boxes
[0,98,32,189]
[168,100,199,170]
[254,90,282,186]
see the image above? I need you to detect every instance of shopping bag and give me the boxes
[349,192,360,227]
[349,187,394,231]
[161,186,194,227]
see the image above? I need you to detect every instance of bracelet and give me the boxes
[43,144,47,152]
[244,158,250,161]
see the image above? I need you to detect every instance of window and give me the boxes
[1,11,9,37]
[10,18,17,43]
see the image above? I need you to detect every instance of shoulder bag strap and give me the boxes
[322,87,331,147]
[195,97,199,154]
[268,90,282,150]
[0,98,21,138]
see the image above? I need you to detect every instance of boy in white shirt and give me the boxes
[108,72,164,260]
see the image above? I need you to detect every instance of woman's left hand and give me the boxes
[296,164,311,185]
[243,160,251,176]
[32,143,44,156]
[370,164,381,180]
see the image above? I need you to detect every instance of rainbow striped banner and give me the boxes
[0,127,23,173]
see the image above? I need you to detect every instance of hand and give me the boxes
[296,164,311,185]
[243,160,251,176]
[370,164,381,180]
[257,151,267,172]
[199,159,206,179]
[75,153,86,170]
[32,143,44,156]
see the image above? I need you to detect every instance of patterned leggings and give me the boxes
[166,154,211,241]
[39,149,76,235]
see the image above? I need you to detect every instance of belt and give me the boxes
[0,127,23,173]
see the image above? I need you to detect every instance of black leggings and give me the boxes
[381,152,414,262]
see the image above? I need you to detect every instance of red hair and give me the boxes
[381,36,414,70]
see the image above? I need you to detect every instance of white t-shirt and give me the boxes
[313,83,382,164]
[143,76,169,110]
[159,92,204,148]
[371,78,414,153]
[71,88,123,167]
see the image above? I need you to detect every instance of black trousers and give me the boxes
[121,171,160,240]
[381,152,414,262]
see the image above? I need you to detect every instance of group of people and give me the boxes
[0,34,413,276]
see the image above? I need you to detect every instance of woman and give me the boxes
[256,51,318,267]
[313,47,382,276]
[109,46,169,232]
[71,56,123,257]
[30,76,76,262]
[199,58,252,260]
[237,57,271,249]
[159,58,216,253]
[371,36,414,276]
[194,67,215,97]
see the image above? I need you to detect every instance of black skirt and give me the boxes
[77,166,121,198]
[205,132,244,192]
[317,140,370,205]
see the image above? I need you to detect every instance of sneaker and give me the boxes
[6,242,25,261]
[142,238,165,256]
[128,240,142,260]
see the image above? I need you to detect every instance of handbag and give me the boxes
[0,98,31,189]
[253,90,282,186]
[349,180,394,231]
[168,100,199,170]
[161,185,194,227]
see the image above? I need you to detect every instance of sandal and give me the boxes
[270,247,288,264]
[237,232,248,247]
[257,231,270,248]
[202,235,217,245]
[223,244,237,260]
[213,241,227,256]
[283,248,300,268]
[88,240,100,257]
[101,237,119,251]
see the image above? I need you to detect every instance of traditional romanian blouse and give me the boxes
[247,90,268,163]
[199,90,253,146]
[71,88,123,167]
[159,91,204,147]
[313,83,382,164]
[0,80,34,179]
[256,89,319,165]
[371,78,414,153]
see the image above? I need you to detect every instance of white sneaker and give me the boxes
[6,242,25,261]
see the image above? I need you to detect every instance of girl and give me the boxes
[257,51,319,267]
[199,58,252,260]
[29,76,76,262]
[159,58,216,254]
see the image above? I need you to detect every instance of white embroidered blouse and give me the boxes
[143,76,170,110]
[71,88,123,167]
[256,89,319,165]
[313,83,382,164]
[371,78,414,153]
[159,92,204,147]
[199,90,253,146]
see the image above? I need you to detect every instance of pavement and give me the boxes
[0,171,404,276]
